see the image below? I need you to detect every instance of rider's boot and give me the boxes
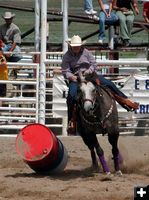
[67,105,77,135]
[66,94,77,135]
[112,93,139,111]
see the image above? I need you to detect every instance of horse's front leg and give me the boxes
[95,143,110,174]
[90,148,99,170]
[108,134,123,176]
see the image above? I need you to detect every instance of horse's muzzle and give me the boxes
[83,99,94,112]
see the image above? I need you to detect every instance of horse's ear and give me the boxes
[78,71,85,83]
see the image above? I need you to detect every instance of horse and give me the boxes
[76,72,123,176]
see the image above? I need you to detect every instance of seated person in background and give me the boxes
[0,51,8,106]
[112,0,139,46]
[97,0,118,44]
[84,0,97,15]
[61,35,139,131]
[143,1,149,23]
[0,11,22,62]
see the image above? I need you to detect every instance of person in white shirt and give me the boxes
[97,0,118,44]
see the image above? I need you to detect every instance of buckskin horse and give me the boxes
[76,72,122,176]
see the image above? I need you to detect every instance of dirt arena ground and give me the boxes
[0,135,148,200]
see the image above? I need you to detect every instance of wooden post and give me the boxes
[108,51,119,74]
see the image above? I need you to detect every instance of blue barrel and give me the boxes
[15,123,68,174]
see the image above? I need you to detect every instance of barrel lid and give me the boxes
[16,124,58,161]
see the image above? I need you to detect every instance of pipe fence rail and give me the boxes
[0,52,149,136]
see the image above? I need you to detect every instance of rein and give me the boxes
[78,85,114,130]
[80,99,114,127]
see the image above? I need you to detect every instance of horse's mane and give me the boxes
[84,72,99,86]
[84,72,113,98]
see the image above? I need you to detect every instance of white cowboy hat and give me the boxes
[66,35,86,47]
[2,12,15,19]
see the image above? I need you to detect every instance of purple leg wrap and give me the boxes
[118,152,123,164]
[99,155,110,172]
[114,157,120,171]
[114,152,123,171]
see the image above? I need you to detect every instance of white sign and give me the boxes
[53,74,149,118]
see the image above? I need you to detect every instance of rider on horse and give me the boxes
[61,35,139,134]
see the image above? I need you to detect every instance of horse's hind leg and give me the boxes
[108,134,122,174]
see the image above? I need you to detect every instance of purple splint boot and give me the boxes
[114,152,123,171]
[99,155,110,173]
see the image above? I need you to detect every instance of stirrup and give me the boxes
[123,104,135,112]
[122,104,136,112]
[124,100,139,110]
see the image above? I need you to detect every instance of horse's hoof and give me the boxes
[106,172,114,178]
[115,170,123,177]
[92,163,100,172]
[100,172,113,181]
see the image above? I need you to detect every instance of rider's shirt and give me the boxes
[62,47,97,80]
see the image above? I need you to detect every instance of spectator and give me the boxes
[0,52,8,106]
[97,0,119,44]
[143,1,149,23]
[84,0,97,15]
[0,11,22,62]
[113,0,139,46]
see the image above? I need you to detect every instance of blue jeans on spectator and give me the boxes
[84,0,93,11]
[2,43,22,62]
[99,10,118,40]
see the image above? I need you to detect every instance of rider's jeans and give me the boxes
[68,81,78,101]
[98,75,127,98]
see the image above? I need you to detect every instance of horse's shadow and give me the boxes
[5,167,99,181]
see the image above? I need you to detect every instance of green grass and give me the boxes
[0,0,148,44]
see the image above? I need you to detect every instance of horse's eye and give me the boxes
[92,89,96,94]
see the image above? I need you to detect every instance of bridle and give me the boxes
[79,79,96,107]
[78,83,114,131]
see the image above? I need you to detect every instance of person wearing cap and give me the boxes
[61,35,139,133]
[0,11,22,62]
[143,1,149,23]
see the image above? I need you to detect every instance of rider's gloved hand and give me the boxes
[69,75,78,82]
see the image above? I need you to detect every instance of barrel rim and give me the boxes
[16,123,57,161]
